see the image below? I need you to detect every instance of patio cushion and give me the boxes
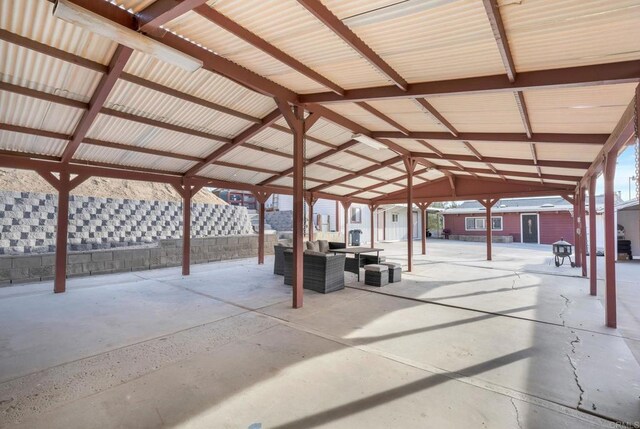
[364,264,388,272]
[381,262,401,269]
[305,240,319,252]
[304,250,326,257]
[318,240,330,253]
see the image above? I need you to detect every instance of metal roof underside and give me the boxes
[0,0,638,203]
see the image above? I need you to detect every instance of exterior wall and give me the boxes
[617,208,640,256]
[0,234,277,285]
[443,211,573,245]
[0,191,253,255]
[381,207,423,241]
[539,212,574,245]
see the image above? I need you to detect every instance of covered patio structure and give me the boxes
[0,1,639,327]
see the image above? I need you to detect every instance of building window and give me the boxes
[465,216,503,231]
[391,213,398,222]
[350,207,362,223]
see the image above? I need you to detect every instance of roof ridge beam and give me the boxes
[371,131,607,145]
[137,0,209,34]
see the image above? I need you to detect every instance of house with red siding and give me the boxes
[442,197,578,245]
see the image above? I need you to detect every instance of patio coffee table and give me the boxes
[330,247,384,281]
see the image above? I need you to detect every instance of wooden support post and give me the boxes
[306,194,317,242]
[277,100,305,308]
[172,180,204,276]
[36,170,89,294]
[368,204,378,248]
[254,190,271,265]
[479,199,498,261]
[54,172,71,293]
[589,176,597,296]
[335,200,340,233]
[573,194,582,268]
[404,157,417,271]
[603,154,617,328]
[580,186,587,277]
[342,200,352,246]
[416,202,430,255]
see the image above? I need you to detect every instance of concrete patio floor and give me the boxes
[1,240,639,428]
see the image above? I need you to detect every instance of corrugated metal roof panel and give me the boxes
[212,0,391,90]
[106,80,250,138]
[524,83,637,134]
[468,141,533,160]
[500,0,640,72]
[368,167,403,181]
[341,176,383,189]
[109,0,158,13]
[323,103,398,132]
[218,146,293,172]
[358,191,381,199]
[306,118,352,146]
[366,99,447,132]
[387,138,430,152]
[535,143,601,163]
[0,130,66,156]
[426,92,525,133]
[74,144,196,173]
[0,90,83,134]
[86,114,225,159]
[322,151,376,171]
[345,144,398,162]
[539,166,587,177]
[321,185,353,196]
[199,164,273,185]
[305,164,349,182]
[125,50,276,119]
[165,9,325,93]
[424,140,475,156]
[0,0,117,65]
[324,0,506,83]
[0,40,101,102]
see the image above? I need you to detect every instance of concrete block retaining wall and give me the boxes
[0,191,254,255]
[0,234,278,285]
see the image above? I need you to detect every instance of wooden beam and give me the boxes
[195,5,344,95]
[137,0,209,34]
[411,152,591,170]
[482,0,516,82]
[185,108,281,176]
[356,102,409,135]
[371,131,607,145]
[299,60,640,104]
[61,45,133,162]
[297,0,408,90]
[414,98,458,136]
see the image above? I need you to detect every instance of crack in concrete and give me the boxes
[510,398,523,429]
[559,294,570,326]
[511,271,521,290]
[566,333,585,409]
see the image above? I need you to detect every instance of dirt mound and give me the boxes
[0,168,226,204]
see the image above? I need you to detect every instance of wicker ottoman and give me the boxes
[381,262,402,283]
[364,264,389,287]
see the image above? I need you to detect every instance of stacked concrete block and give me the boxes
[0,191,254,255]
[265,210,293,232]
[0,234,278,285]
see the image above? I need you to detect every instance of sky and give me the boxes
[595,144,638,201]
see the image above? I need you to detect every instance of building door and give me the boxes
[521,214,539,243]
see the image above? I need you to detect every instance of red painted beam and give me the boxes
[412,152,591,170]
[603,153,617,328]
[310,156,403,193]
[414,98,458,136]
[482,0,516,82]
[299,60,640,104]
[61,45,133,162]
[195,5,344,95]
[137,0,209,33]
[373,131,607,145]
[185,108,282,176]
[588,175,597,296]
[356,102,409,135]
[297,0,407,91]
